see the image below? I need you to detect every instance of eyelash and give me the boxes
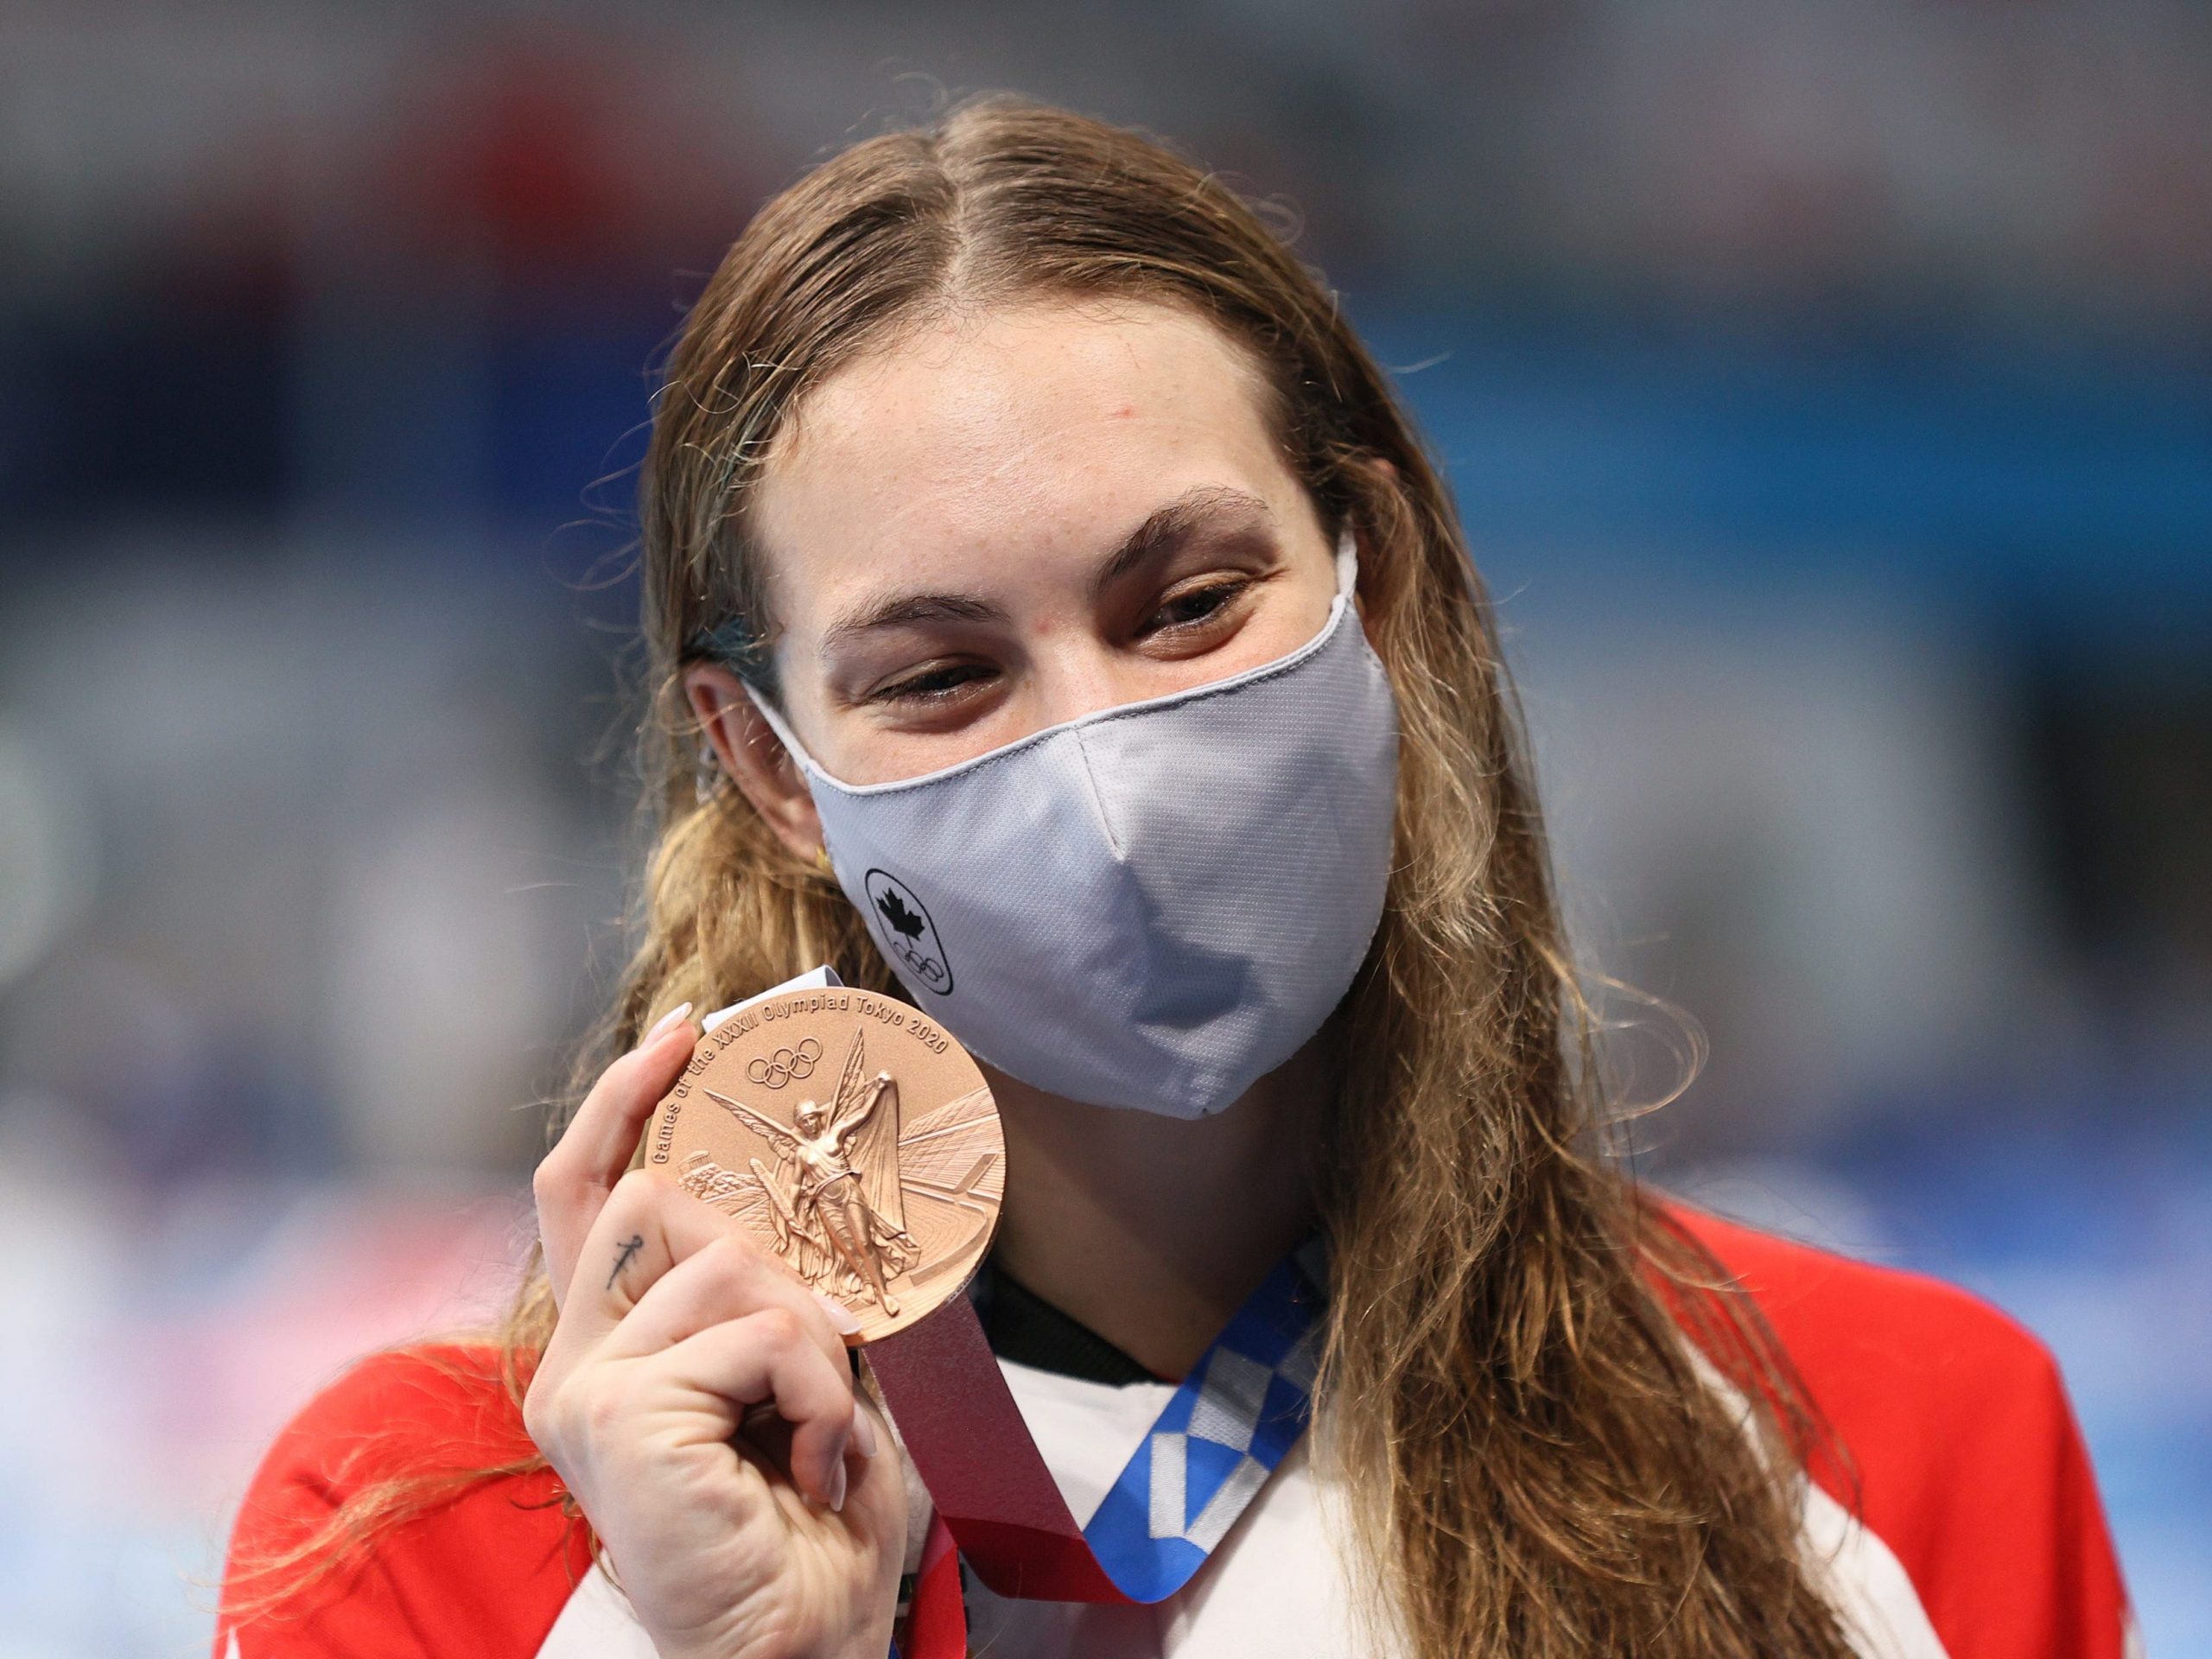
[869,578,1257,706]
[874,662,993,706]
[1141,577,1251,636]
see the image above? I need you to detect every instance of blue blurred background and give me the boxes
[0,4,2205,1653]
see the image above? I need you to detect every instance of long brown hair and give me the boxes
[228,96,1859,1658]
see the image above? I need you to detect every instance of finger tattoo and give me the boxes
[607,1233,645,1291]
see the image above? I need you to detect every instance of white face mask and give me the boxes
[747,528,1399,1118]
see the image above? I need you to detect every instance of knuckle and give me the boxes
[609,1166,666,1210]
[581,1386,626,1438]
[530,1156,569,1204]
[596,1045,648,1092]
[533,1373,619,1443]
[699,1232,757,1275]
[522,1376,569,1446]
[750,1306,804,1355]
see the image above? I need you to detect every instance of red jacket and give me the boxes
[212,1205,2136,1659]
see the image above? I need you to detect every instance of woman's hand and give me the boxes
[525,1013,904,1659]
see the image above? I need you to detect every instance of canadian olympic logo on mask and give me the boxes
[862,868,954,995]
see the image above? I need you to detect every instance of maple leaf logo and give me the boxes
[877,887,927,940]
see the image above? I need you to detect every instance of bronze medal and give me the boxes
[645,985,1003,1344]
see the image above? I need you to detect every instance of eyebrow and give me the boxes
[818,485,1277,658]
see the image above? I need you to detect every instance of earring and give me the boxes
[693,738,724,804]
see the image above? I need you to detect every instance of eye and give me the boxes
[870,660,996,706]
[1140,578,1253,639]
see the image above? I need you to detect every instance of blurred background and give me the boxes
[0,2,2205,1652]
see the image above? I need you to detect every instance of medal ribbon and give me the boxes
[868,1242,1326,1605]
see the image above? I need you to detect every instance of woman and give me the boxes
[214,97,2133,1659]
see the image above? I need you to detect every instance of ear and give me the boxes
[1348,456,1397,632]
[682,663,825,863]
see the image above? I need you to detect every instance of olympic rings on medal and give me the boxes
[745,1037,823,1089]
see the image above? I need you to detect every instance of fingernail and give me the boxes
[643,1001,693,1045]
[809,1288,862,1337]
[828,1458,848,1512]
[851,1408,880,1460]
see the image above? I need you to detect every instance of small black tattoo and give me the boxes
[607,1233,645,1291]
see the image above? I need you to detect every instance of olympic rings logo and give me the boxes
[746,1039,822,1089]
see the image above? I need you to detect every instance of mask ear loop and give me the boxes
[742,682,827,782]
[1332,524,1359,602]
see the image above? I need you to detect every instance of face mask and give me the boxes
[747,527,1399,1118]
